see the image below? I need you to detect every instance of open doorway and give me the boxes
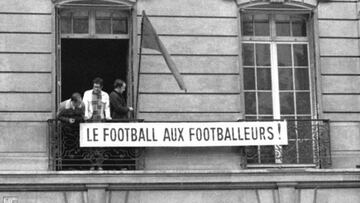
[59,38,136,171]
[53,5,138,171]
[61,39,128,101]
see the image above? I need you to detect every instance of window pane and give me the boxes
[295,68,309,90]
[254,14,270,36]
[280,92,294,114]
[283,141,297,164]
[293,44,308,66]
[256,44,270,66]
[279,68,293,90]
[299,140,313,163]
[113,19,127,34]
[60,10,72,34]
[242,44,254,66]
[95,11,128,34]
[297,118,312,139]
[112,11,123,18]
[244,68,255,90]
[60,9,72,17]
[286,119,297,139]
[277,44,292,66]
[260,146,275,163]
[245,146,259,164]
[96,11,111,34]
[96,19,111,34]
[257,68,272,90]
[292,16,307,36]
[245,92,256,114]
[96,11,111,18]
[258,92,273,114]
[276,15,290,36]
[296,92,311,114]
[61,17,71,34]
[73,18,88,33]
[73,10,88,34]
[242,15,254,36]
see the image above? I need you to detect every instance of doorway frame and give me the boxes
[53,0,138,118]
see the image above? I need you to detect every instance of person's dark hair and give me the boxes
[93,77,103,87]
[113,79,125,89]
[70,92,82,102]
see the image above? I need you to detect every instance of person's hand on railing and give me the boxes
[69,118,75,124]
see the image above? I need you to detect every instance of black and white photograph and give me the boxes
[0,0,359,202]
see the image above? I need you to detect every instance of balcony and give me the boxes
[48,119,331,170]
[243,119,331,168]
[47,119,145,171]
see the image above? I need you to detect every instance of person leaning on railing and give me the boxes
[57,92,85,124]
[56,92,85,170]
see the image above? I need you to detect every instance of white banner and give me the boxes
[80,121,288,147]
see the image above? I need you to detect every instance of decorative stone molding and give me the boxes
[277,182,298,203]
[52,0,136,6]
[86,184,107,203]
[236,0,317,9]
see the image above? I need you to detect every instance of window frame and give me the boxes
[242,41,313,119]
[238,4,320,167]
[240,11,316,119]
[53,0,138,116]
[50,0,145,171]
[58,7,130,39]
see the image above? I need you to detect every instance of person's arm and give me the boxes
[80,102,85,120]
[104,93,112,120]
[57,102,66,118]
[83,91,91,120]
[57,105,72,123]
[73,102,86,123]
[57,102,69,122]
[58,111,73,123]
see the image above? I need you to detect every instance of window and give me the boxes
[240,10,320,166]
[49,0,143,171]
[56,6,132,102]
[60,8,128,37]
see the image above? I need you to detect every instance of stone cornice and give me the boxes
[0,169,359,191]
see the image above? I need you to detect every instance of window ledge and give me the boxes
[246,164,317,169]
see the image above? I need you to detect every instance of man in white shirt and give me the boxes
[83,77,111,121]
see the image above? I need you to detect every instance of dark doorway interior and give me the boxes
[61,39,128,100]
[60,39,135,171]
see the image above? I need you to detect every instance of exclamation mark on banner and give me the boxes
[278,123,281,140]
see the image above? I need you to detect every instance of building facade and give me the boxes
[0,0,359,202]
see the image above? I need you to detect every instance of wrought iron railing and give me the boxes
[243,119,331,168]
[47,119,145,171]
[48,119,331,170]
